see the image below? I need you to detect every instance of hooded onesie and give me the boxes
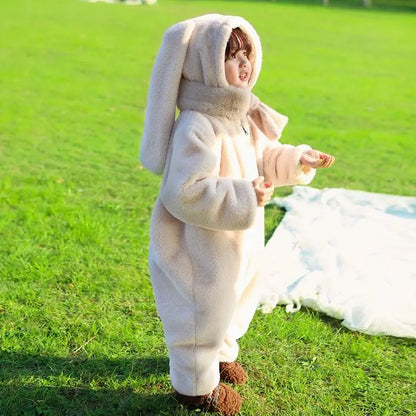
[140,14,316,396]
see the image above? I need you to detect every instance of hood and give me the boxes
[181,14,262,88]
[140,14,263,175]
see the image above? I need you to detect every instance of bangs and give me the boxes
[225,27,252,59]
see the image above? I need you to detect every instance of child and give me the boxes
[140,14,334,415]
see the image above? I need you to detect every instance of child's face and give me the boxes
[224,49,252,89]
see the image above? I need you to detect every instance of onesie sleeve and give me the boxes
[248,95,316,186]
[262,138,316,186]
[160,112,258,231]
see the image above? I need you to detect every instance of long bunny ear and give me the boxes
[140,20,196,175]
[248,94,288,141]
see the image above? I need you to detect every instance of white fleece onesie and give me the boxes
[140,14,316,396]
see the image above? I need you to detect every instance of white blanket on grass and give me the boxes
[260,186,416,338]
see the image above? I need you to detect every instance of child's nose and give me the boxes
[239,58,248,67]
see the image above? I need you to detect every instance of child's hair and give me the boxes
[225,27,252,60]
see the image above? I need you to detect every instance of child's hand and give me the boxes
[252,176,274,207]
[300,149,335,171]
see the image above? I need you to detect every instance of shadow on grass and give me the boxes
[0,352,181,415]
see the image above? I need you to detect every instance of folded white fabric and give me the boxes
[260,186,416,338]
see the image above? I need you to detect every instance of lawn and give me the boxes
[0,0,415,415]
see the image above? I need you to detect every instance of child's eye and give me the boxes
[230,54,236,59]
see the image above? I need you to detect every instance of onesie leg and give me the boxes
[219,271,261,363]
[150,260,238,396]
[218,270,261,388]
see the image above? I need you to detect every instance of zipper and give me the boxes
[241,123,249,135]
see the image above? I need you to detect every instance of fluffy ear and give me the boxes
[140,20,196,175]
[248,94,288,140]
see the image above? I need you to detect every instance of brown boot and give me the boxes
[220,361,248,385]
[176,382,242,415]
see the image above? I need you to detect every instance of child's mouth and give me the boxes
[239,71,249,82]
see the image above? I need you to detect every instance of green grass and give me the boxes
[1,0,415,415]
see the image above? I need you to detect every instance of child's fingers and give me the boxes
[252,176,265,189]
[325,155,335,167]
[253,180,274,207]
[318,154,335,168]
[323,157,333,168]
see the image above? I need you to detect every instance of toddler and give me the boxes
[140,14,334,415]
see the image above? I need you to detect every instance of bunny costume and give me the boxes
[140,14,316,396]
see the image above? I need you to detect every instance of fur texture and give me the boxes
[220,362,248,385]
[176,383,242,416]
[140,14,316,397]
